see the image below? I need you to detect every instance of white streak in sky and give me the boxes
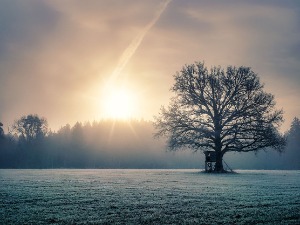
[111,0,172,80]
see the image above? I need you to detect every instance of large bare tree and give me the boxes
[154,62,286,172]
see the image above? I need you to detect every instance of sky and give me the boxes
[0,0,299,132]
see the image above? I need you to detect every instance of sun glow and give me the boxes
[102,88,136,119]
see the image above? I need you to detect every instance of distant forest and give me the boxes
[0,116,299,169]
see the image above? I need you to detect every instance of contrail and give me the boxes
[110,0,172,81]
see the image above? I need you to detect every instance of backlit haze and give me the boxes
[0,0,299,131]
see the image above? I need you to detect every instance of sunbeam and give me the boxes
[109,0,172,82]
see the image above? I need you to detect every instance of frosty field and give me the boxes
[0,169,299,225]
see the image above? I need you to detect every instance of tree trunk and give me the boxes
[213,120,224,172]
[214,130,224,172]
[214,150,224,172]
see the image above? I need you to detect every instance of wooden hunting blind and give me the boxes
[204,151,216,172]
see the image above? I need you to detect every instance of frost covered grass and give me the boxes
[0,169,299,224]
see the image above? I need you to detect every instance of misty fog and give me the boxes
[0,118,299,169]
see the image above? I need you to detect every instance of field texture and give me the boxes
[0,169,299,224]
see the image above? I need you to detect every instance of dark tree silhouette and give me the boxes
[10,114,48,143]
[288,117,300,140]
[154,62,286,172]
[0,122,4,139]
[286,117,300,164]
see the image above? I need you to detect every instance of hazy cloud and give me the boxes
[0,0,299,131]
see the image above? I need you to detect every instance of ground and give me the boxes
[0,169,299,224]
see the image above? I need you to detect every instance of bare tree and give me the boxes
[154,62,286,172]
[10,114,48,143]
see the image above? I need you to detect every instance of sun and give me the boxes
[102,88,136,119]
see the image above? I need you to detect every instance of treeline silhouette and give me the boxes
[225,117,300,170]
[0,115,299,169]
[0,117,202,168]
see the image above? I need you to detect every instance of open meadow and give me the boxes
[0,169,299,224]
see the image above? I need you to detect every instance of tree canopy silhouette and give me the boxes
[288,117,300,140]
[0,122,4,139]
[10,114,48,143]
[154,62,286,172]
[286,117,300,165]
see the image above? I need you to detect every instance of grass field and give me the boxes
[0,169,299,224]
